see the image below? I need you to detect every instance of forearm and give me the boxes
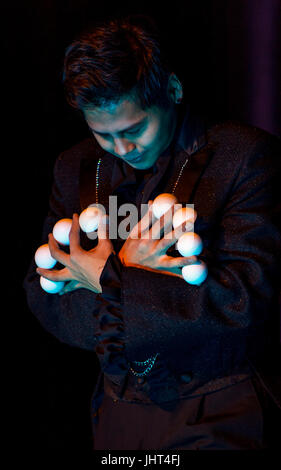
[24,255,101,350]
[23,153,100,350]
[98,138,281,373]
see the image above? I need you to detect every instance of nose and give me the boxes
[113,138,135,157]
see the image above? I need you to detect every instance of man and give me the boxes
[24,15,281,449]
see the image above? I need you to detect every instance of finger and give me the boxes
[97,214,109,241]
[147,205,175,241]
[156,220,194,253]
[140,200,158,234]
[58,280,83,295]
[161,255,198,268]
[138,265,183,279]
[48,233,70,266]
[69,213,81,251]
[155,267,183,278]
[36,266,72,282]
[129,201,156,239]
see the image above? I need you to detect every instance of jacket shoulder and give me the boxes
[206,120,281,176]
[52,137,106,185]
[57,137,103,166]
[207,119,280,151]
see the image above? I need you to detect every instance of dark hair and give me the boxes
[62,15,172,111]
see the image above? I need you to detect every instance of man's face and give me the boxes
[83,96,177,170]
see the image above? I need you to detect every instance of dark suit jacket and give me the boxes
[23,109,281,409]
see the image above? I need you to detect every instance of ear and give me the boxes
[167,73,183,104]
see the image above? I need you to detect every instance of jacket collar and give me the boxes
[79,105,208,212]
[110,105,207,195]
[174,103,207,156]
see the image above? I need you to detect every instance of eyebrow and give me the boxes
[90,117,147,136]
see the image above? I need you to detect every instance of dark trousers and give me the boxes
[92,377,280,450]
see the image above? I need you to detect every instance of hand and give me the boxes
[118,201,197,278]
[36,213,114,294]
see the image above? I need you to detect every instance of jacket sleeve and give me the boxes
[23,152,100,351]
[100,136,281,374]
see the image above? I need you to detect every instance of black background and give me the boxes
[4,0,280,453]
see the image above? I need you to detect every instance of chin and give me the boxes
[133,160,152,170]
[136,154,160,170]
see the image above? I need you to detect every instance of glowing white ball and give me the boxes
[40,276,65,294]
[35,244,56,269]
[52,218,72,245]
[152,193,178,219]
[79,206,103,233]
[182,261,208,285]
[172,207,197,229]
[177,232,203,257]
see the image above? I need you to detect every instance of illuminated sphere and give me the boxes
[79,206,103,233]
[52,218,72,245]
[40,276,65,294]
[172,207,197,229]
[177,232,203,257]
[35,244,56,269]
[182,261,208,285]
[152,193,178,219]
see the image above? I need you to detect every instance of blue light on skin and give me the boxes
[83,74,183,170]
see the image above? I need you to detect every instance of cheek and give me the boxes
[138,121,162,149]
[93,134,112,152]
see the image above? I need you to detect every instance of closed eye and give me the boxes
[124,125,143,136]
[89,118,148,139]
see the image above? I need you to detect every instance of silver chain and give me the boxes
[171,155,190,194]
[95,154,189,376]
[95,155,189,202]
[129,353,159,377]
[95,157,102,204]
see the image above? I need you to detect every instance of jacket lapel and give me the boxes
[172,144,215,204]
[79,145,114,213]
[79,111,213,215]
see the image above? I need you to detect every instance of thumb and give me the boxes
[97,214,110,241]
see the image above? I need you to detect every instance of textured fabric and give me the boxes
[92,378,265,450]
[94,255,129,385]
[22,139,100,350]
[23,106,281,449]
[95,113,281,405]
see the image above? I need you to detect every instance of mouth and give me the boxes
[124,152,144,164]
